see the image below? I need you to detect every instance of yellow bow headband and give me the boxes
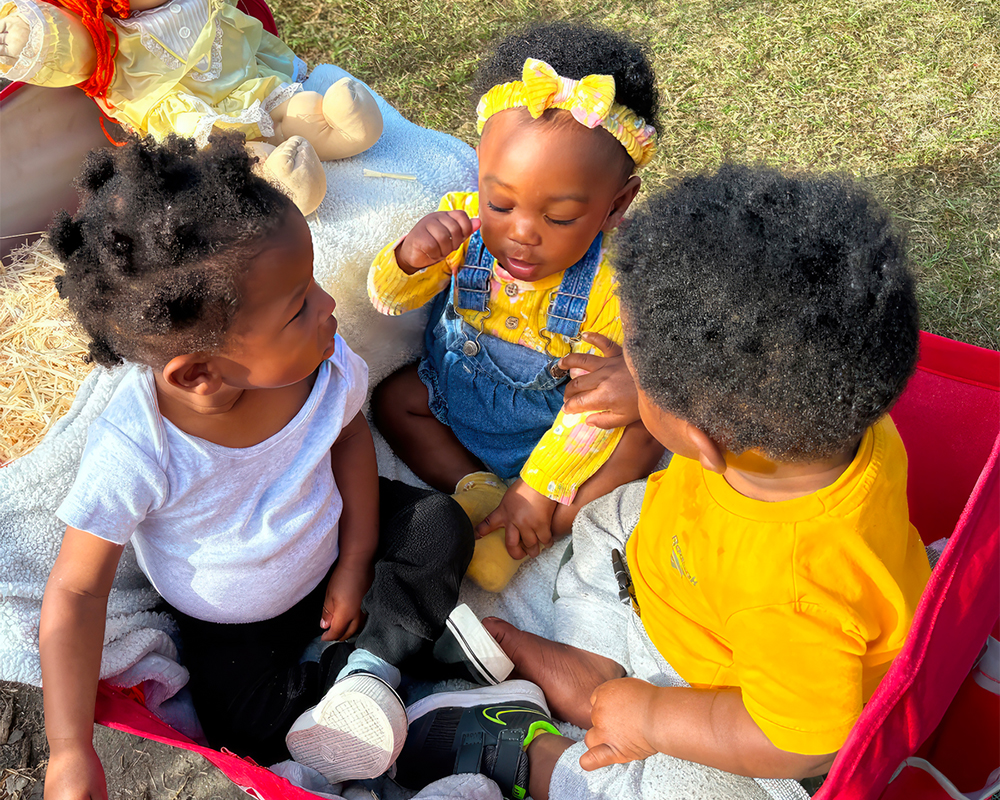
[476,58,657,168]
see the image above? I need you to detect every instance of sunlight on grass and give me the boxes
[270,0,999,349]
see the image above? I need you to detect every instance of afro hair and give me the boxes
[50,132,291,369]
[615,164,920,461]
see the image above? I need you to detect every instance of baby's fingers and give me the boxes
[580,741,620,771]
[429,210,478,257]
[505,524,529,559]
[559,352,606,378]
[476,505,507,538]
[512,523,540,559]
[580,331,623,358]
[580,410,628,430]
[423,216,469,258]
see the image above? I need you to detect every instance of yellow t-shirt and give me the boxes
[367,191,625,503]
[626,417,930,755]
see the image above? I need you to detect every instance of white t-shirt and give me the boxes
[57,336,368,624]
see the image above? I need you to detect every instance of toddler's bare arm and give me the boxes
[583,678,837,780]
[322,411,379,641]
[40,527,125,800]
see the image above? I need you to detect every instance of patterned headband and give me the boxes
[476,57,657,168]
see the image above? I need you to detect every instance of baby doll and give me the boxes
[0,0,383,214]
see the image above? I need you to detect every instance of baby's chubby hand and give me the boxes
[320,559,373,642]
[580,677,661,770]
[560,332,641,429]
[396,211,481,274]
[476,479,556,560]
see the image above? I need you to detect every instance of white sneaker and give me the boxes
[285,673,407,783]
[432,603,515,686]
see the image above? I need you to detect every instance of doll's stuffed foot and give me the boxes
[467,529,527,593]
[452,472,525,593]
[248,137,327,216]
[451,471,506,527]
[276,78,383,161]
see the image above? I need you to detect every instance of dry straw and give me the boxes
[1,238,92,466]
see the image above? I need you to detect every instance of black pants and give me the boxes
[169,478,473,765]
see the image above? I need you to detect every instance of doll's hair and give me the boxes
[50,132,292,369]
[615,164,920,461]
[472,20,660,141]
[49,0,130,100]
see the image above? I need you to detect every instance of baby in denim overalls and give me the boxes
[368,22,665,591]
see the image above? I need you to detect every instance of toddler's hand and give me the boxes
[320,560,374,642]
[476,479,556,559]
[396,211,481,274]
[580,677,660,770]
[44,740,108,800]
[561,332,640,429]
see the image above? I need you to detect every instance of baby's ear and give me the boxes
[602,175,642,232]
[686,424,727,474]
[162,354,224,396]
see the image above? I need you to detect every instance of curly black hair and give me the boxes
[50,132,291,369]
[473,20,660,138]
[615,164,920,461]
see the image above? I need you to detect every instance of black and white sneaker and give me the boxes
[285,672,408,783]
[394,680,561,800]
[433,603,515,686]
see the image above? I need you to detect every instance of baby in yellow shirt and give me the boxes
[391,165,931,800]
[367,22,665,591]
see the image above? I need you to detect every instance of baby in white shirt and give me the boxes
[41,132,477,794]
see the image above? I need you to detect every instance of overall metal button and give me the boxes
[505,316,519,330]
[549,362,568,378]
[462,340,480,356]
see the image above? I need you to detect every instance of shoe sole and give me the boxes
[405,679,549,724]
[285,674,407,783]
[443,604,515,685]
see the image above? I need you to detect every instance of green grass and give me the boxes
[270,0,999,350]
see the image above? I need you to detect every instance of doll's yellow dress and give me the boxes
[1,0,304,145]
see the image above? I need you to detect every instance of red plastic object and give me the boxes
[878,765,958,800]
[96,683,324,799]
[922,646,1000,794]
[891,331,1000,545]
[815,332,1000,800]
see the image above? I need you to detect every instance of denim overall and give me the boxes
[417,230,603,481]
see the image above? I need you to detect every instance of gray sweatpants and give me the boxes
[460,480,808,800]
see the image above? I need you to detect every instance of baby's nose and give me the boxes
[509,216,540,246]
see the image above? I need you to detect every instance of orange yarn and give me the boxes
[45,0,130,101]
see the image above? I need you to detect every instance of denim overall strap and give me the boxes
[454,230,493,313]
[545,232,603,338]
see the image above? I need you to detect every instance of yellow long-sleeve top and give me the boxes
[368,191,624,504]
